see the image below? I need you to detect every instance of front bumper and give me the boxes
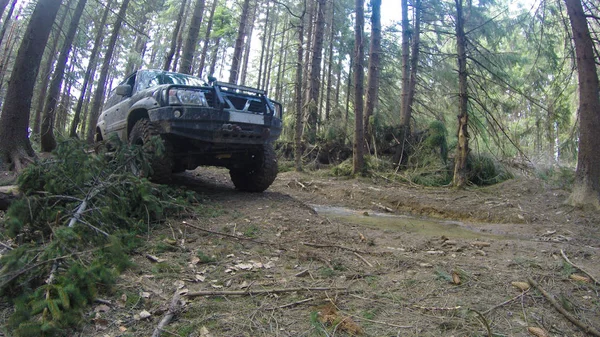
[148,106,282,144]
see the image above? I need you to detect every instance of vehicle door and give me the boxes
[102,72,138,141]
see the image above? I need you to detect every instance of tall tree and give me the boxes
[305,0,326,143]
[352,0,365,174]
[86,0,130,143]
[41,0,87,152]
[293,2,306,171]
[363,0,381,151]
[228,0,250,84]
[197,0,218,78]
[0,0,16,48]
[179,0,205,74]
[0,0,63,170]
[163,0,187,71]
[70,0,114,137]
[452,0,469,187]
[565,0,600,209]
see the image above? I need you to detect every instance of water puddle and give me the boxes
[312,205,513,240]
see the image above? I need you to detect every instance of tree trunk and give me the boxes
[197,0,217,78]
[352,0,365,175]
[565,0,600,209]
[228,0,250,84]
[324,3,335,122]
[32,5,69,137]
[179,0,205,74]
[164,0,187,71]
[452,0,469,188]
[41,0,87,152]
[305,0,326,143]
[0,0,62,170]
[69,0,113,137]
[274,18,288,102]
[294,2,306,172]
[0,0,9,19]
[264,11,278,94]
[208,36,221,77]
[257,1,270,89]
[240,0,257,86]
[406,0,421,129]
[0,0,16,48]
[86,0,130,143]
[363,0,381,153]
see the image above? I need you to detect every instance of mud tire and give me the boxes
[129,119,172,183]
[230,144,278,192]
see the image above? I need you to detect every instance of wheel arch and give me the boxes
[127,108,150,139]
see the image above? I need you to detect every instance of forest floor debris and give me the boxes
[2,167,600,336]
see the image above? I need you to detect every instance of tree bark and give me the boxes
[197,0,218,78]
[32,5,69,137]
[179,0,205,74]
[452,0,469,188]
[257,1,270,89]
[41,0,87,152]
[352,0,365,175]
[363,0,381,152]
[240,0,257,86]
[0,0,9,19]
[228,0,250,84]
[86,0,130,143]
[324,3,335,122]
[0,0,62,170]
[565,0,600,209]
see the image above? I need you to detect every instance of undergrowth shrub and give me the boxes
[467,153,513,186]
[0,139,199,336]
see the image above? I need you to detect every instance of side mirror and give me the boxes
[116,84,132,97]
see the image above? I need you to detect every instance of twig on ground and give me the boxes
[301,242,369,255]
[267,297,315,310]
[482,289,530,315]
[470,309,492,337]
[186,287,348,298]
[0,241,13,250]
[182,221,276,246]
[413,305,462,311]
[527,277,600,337]
[560,249,599,285]
[151,290,182,337]
[353,252,373,267]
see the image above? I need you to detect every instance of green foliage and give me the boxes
[467,154,513,186]
[0,139,199,335]
[330,156,391,177]
[535,165,575,190]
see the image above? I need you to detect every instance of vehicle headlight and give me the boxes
[168,89,207,106]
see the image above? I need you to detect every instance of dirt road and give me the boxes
[84,168,600,336]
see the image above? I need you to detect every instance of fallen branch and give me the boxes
[186,286,348,298]
[151,290,182,337]
[527,277,600,337]
[482,289,530,315]
[560,249,599,285]
[182,221,276,246]
[301,242,369,255]
[353,252,373,267]
[413,305,462,311]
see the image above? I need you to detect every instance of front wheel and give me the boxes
[129,119,172,183]
[229,144,278,192]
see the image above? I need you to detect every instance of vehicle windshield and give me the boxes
[136,70,205,92]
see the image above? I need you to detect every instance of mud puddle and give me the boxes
[312,205,518,240]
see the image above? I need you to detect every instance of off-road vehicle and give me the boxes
[95,69,282,192]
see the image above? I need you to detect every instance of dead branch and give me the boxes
[413,305,462,311]
[560,249,599,285]
[353,252,373,267]
[482,289,530,315]
[186,286,348,298]
[151,290,182,337]
[182,221,276,246]
[527,277,600,337]
[301,242,369,255]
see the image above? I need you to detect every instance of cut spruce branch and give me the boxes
[560,249,599,285]
[527,277,600,337]
[482,289,530,315]
[186,287,348,298]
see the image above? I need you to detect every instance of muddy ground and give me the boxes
[8,167,600,336]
